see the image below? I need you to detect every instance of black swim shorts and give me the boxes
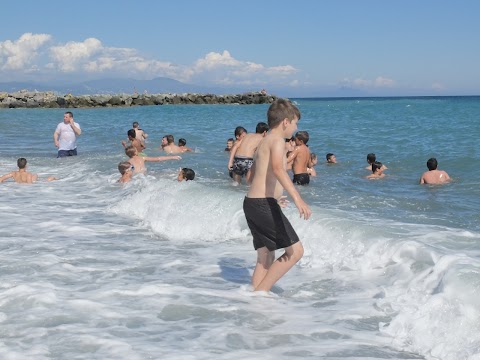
[243,197,300,251]
[293,173,310,185]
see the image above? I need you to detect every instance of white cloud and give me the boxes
[0,33,301,87]
[0,33,51,70]
[193,50,242,71]
[49,38,103,72]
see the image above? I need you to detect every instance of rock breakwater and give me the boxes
[0,91,277,109]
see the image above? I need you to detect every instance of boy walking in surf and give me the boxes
[243,99,311,292]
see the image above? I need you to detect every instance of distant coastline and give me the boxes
[0,90,277,109]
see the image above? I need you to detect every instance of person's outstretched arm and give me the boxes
[144,156,181,162]
[0,172,13,183]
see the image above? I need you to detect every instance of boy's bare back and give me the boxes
[291,144,310,174]
[234,133,264,158]
[1,170,38,184]
[420,170,451,184]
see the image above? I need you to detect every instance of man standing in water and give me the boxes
[243,99,311,292]
[53,111,81,157]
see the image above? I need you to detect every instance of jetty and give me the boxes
[0,91,277,109]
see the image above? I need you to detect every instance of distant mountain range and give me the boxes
[0,77,372,98]
[0,77,251,96]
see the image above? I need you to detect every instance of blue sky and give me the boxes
[1,0,479,97]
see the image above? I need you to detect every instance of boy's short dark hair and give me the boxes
[234,126,247,138]
[367,153,376,163]
[65,111,73,117]
[178,138,187,146]
[255,122,269,134]
[267,98,300,128]
[326,153,334,161]
[17,158,27,169]
[372,161,383,172]
[227,138,234,142]
[295,131,309,145]
[127,129,136,138]
[132,121,139,128]
[427,158,438,170]
[182,168,195,181]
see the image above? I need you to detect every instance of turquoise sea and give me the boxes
[0,96,479,359]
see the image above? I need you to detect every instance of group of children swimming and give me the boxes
[117,121,195,183]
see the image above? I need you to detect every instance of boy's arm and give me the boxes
[228,140,242,169]
[144,156,181,162]
[286,148,298,163]
[271,141,311,220]
[419,174,425,184]
[0,172,13,183]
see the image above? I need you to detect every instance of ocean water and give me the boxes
[0,96,479,360]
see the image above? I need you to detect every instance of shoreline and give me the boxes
[0,90,277,109]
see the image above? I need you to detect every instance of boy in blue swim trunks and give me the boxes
[243,99,311,292]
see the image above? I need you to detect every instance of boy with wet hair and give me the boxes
[243,98,311,292]
[228,122,269,184]
[326,153,337,164]
[308,153,318,177]
[0,158,56,184]
[225,138,234,151]
[122,129,145,154]
[132,121,148,145]
[177,168,195,181]
[160,134,183,154]
[366,153,387,171]
[118,161,134,183]
[287,130,311,185]
[419,158,451,184]
[125,145,181,174]
[178,138,194,153]
[366,161,386,179]
[234,126,247,144]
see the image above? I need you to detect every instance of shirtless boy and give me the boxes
[125,145,181,174]
[228,122,269,184]
[307,153,318,177]
[118,161,134,183]
[160,135,183,154]
[326,153,337,164]
[420,158,451,185]
[132,121,148,145]
[122,129,145,154]
[366,153,388,171]
[287,131,311,185]
[225,138,234,152]
[177,168,195,181]
[366,161,386,179]
[0,158,56,184]
[243,99,311,292]
[178,138,194,153]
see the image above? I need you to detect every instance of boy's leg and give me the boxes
[254,241,304,292]
[252,247,275,288]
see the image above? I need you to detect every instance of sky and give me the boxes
[1,0,479,97]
